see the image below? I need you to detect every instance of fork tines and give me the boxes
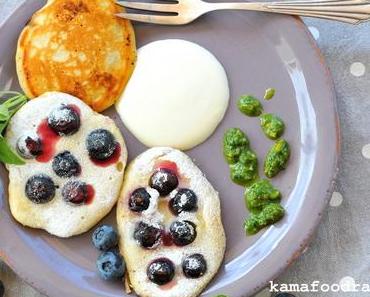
[116,1,180,24]
[116,1,178,13]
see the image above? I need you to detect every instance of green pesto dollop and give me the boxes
[238,95,263,117]
[223,128,249,164]
[244,203,285,235]
[264,139,290,178]
[244,179,281,212]
[230,149,258,186]
[260,113,285,140]
[264,88,276,100]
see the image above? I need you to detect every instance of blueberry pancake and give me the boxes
[117,147,226,297]
[5,92,127,237]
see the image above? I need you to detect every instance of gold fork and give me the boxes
[116,0,370,25]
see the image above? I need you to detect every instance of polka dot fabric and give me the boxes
[274,19,369,297]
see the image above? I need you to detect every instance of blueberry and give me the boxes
[62,180,88,205]
[16,134,42,159]
[96,250,125,281]
[48,104,80,136]
[0,280,4,297]
[170,220,196,246]
[52,151,81,178]
[92,225,119,251]
[129,188,151,212]
[182,254,207,278]
[169,188,197,215]
[86,129,117,161]
[147,258,175,285]
[149,169,178,196]
[25,174,56,204]
[133,222,162,248]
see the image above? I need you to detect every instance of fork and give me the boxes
[116,0,370,25]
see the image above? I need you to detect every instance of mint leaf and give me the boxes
[0,92,28,165]
[0,135,25,165]
[0,105,9,121]
[0,92,27,134]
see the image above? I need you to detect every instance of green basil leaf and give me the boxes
[0,92,28,165]
[0,122,7,134]
[2,94,27,117]
[0,93,28,134]
[0,105,9,121]
[0,135,25,165]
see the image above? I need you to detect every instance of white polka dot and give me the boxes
[330,191,343,207]
[350,62,366,77]
[254,288,271,297]
[340,276,356,292]
[308,26,320,40]
[362,144,370,159]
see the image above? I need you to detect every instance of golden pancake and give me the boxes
[16,0,136,112]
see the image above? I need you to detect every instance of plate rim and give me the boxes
[0,1,340,297]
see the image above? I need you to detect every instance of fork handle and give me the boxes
[208,0,370,24]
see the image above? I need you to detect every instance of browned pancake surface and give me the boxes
[17,0,136,112]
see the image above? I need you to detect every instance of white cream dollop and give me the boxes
[116,39,230,150]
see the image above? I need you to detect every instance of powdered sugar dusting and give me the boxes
[5,92,127,237]
[142,187,160,216]
[118,147,225,297]
[49,104,75,122]
[186,257,202,271]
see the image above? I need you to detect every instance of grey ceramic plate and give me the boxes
[0,1,339,297]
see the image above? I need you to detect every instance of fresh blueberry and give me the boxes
[52,151,81,178]
[129,188,151,212]
[169,188,197,215]
[149,169,178,196]
[86,129,117,161]
[48,104,80,136]
[182,254,207,278]
[16,134,42,159]
[25,174,56,204]
[0,280,4,297]
[92,225,119,251]
[147,258,175,285]
[134,222,162,248]
[62,180,88,205]
[170,220,197,246]
[96,250,125,281]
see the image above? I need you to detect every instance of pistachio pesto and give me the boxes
[222,89,290,236]
[264,88,276,100]
[237,95,263,117]
[223,128,258,185]
[264,139,290,178]
[230,149,258,186]
[244,179,281,212]
[223,128,249,164]
[244,203,285,235]
[260,113,285,140]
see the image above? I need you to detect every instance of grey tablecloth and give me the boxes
[0,1,369,297]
